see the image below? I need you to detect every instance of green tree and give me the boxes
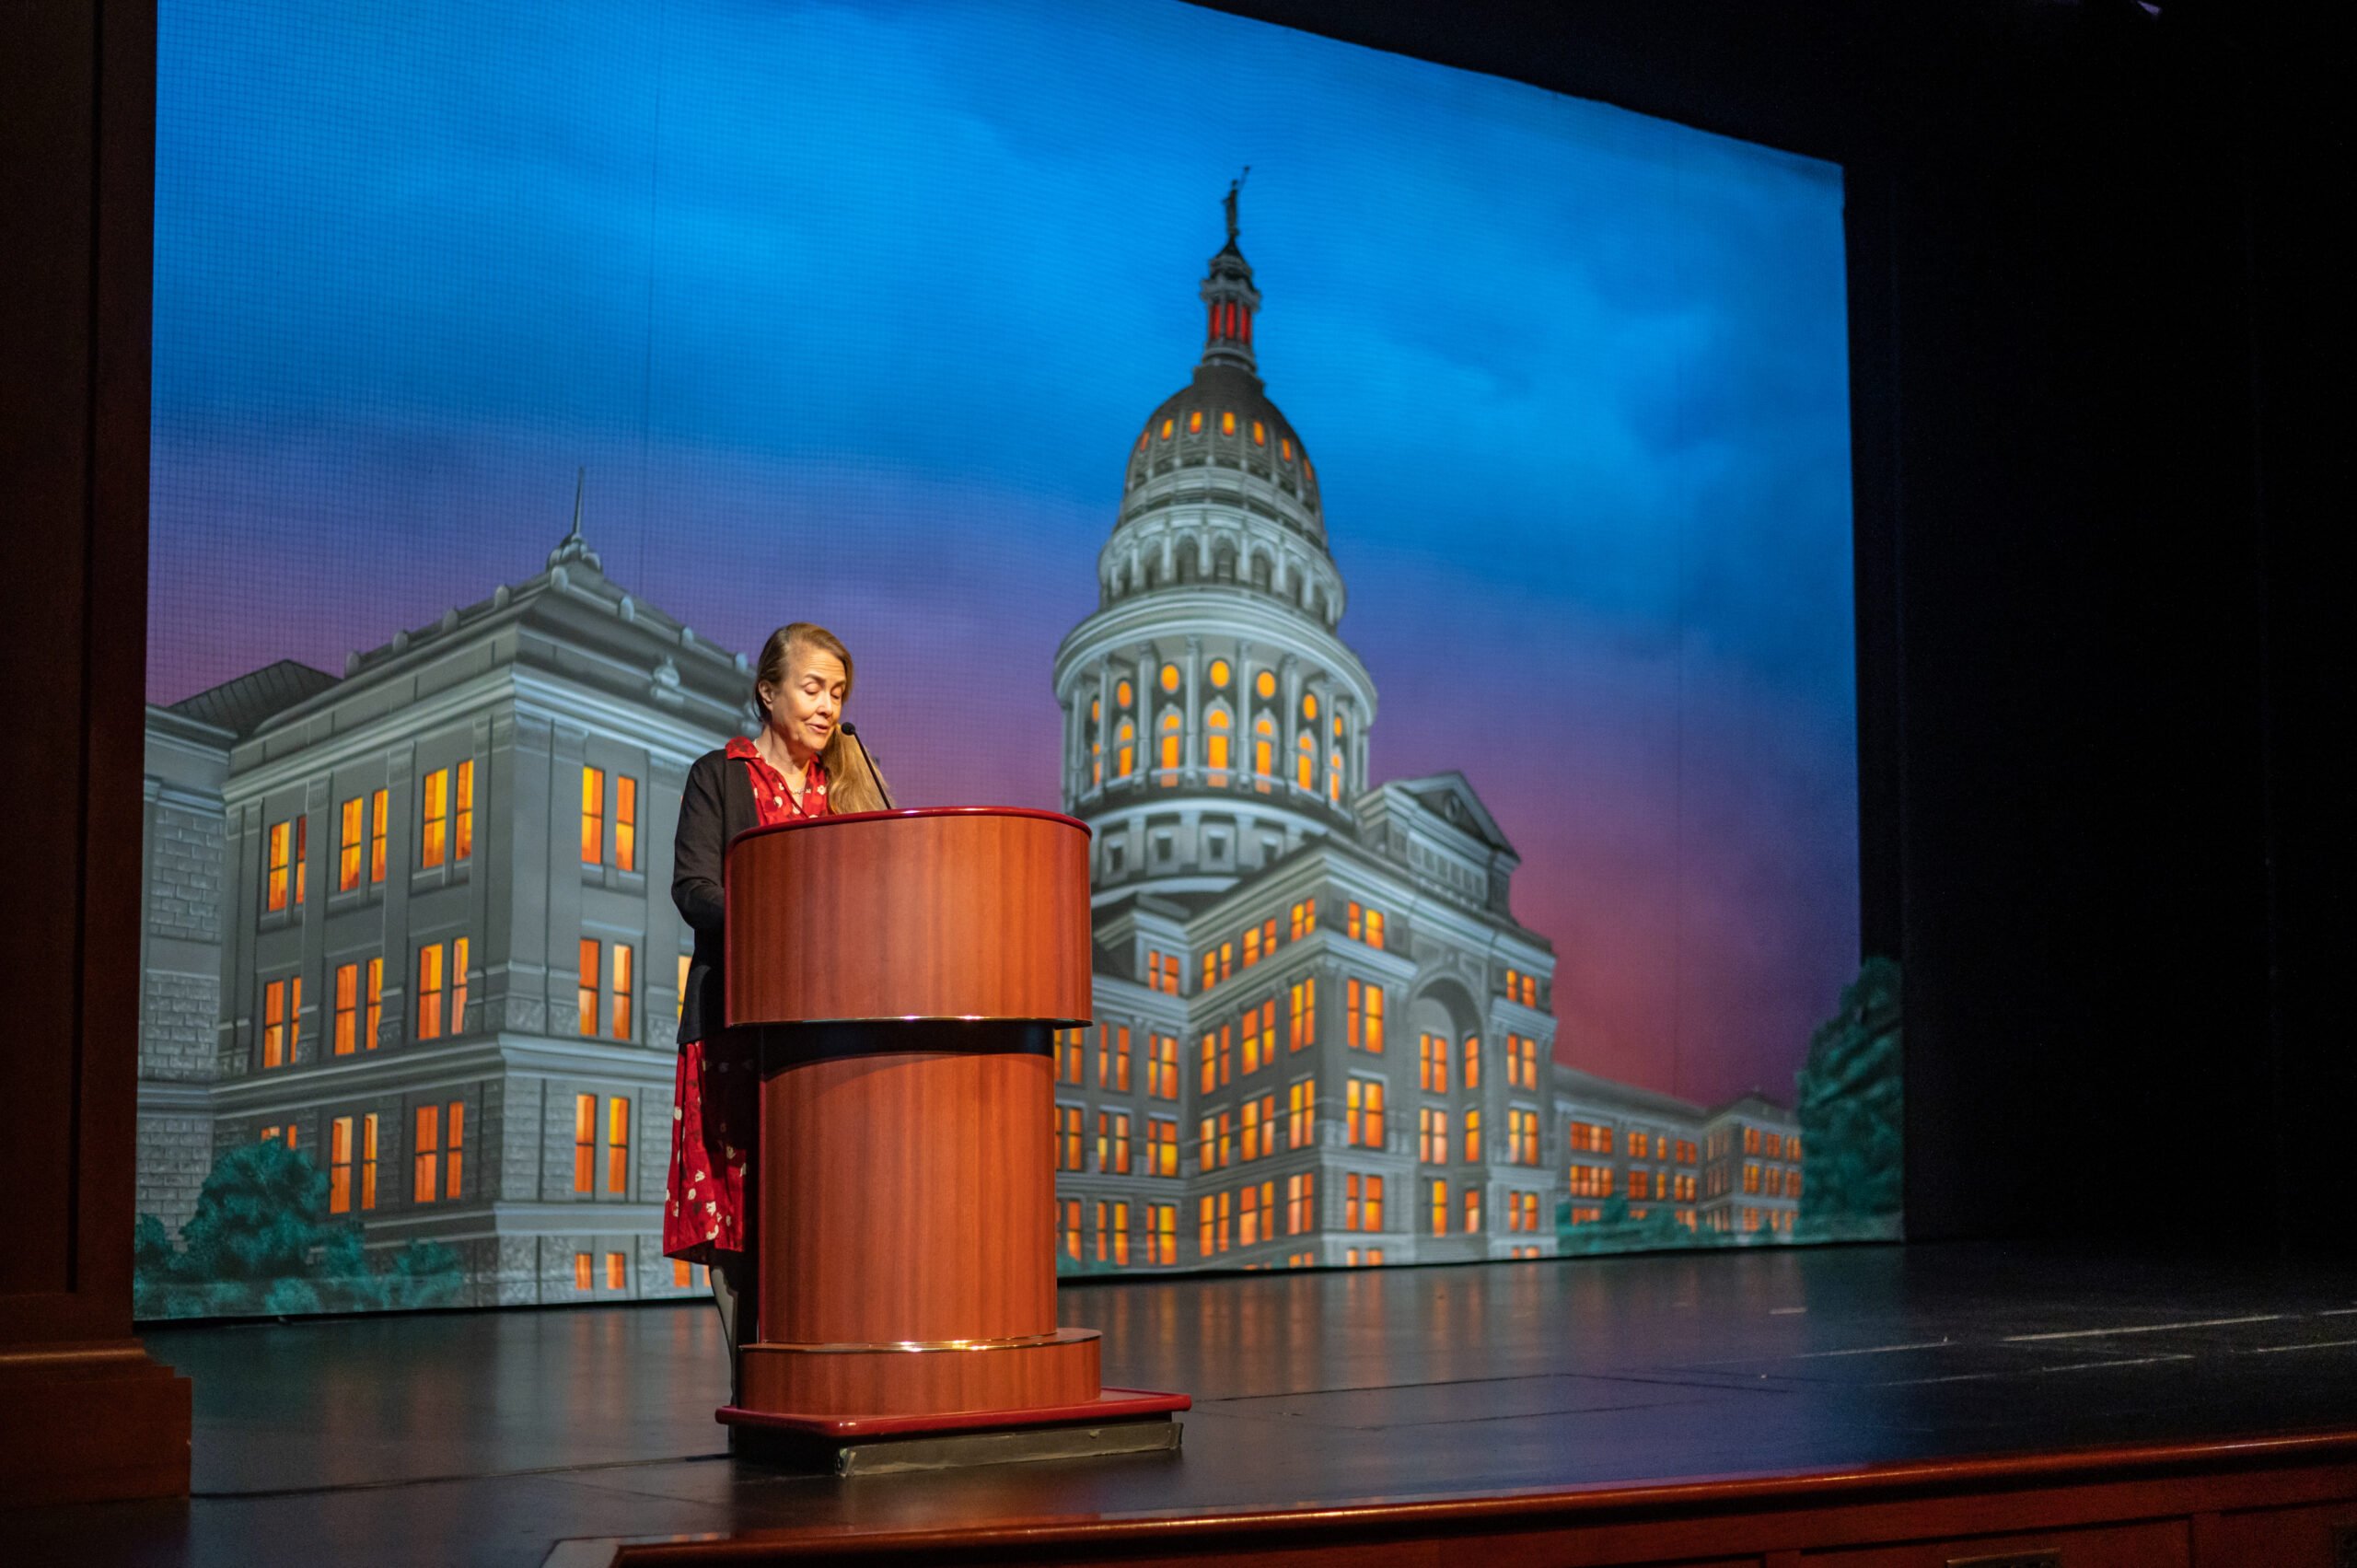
[135,1140,465,1318]
[1794,956,1903,1242]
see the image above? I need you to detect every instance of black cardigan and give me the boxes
[671,747,761,1048]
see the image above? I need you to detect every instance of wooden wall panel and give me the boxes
[0,0,190,1506]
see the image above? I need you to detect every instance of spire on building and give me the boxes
[546,466,603,572]
[1200,174,1262,376]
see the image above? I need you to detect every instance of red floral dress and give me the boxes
[663,737,827,1262]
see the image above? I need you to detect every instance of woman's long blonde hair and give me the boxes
[751,622,892,814]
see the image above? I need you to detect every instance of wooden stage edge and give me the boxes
[571,1426,2357,1566]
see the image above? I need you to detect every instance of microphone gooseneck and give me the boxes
[840,722,897,811]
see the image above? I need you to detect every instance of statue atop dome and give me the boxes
[1224,167,1248,243]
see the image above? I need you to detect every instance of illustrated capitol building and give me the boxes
[135,201,1799,1308]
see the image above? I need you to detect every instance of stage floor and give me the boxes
[14,1242,2357,1566]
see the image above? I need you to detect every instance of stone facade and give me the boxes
[137,519,749,1307]
[1045,204,1799,1272]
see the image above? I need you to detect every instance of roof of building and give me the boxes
[232,482,753,749]
[167,659,341,738]
[1548,1063,1709,1121]
[1386,771,1519,858]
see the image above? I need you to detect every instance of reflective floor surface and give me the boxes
[11,1242,2357,1566]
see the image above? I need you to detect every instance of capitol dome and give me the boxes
[1053,188,1377,903]
[1125,360,1325,550]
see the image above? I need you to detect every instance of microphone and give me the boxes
[839,722,898,811]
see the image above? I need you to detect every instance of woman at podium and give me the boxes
[664,622,889,1379]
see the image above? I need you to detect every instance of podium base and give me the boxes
[719,1388,1190,1476]
[737,1324,1104,1419]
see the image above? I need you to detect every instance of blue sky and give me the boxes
[152,0,1858,1105]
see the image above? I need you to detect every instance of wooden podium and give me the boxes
[714,807,1186,1464]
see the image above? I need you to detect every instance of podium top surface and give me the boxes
[729,804,1090,851]
[724,806,1095,1027]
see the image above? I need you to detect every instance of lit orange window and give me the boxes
[1288,1077,1315,1148]
[1099,1024,1131,1092]
[1148,1034,1178,1099]
[573,1094,596,1193]
[1287,1170,1316,1233]
[1188,411,1202,435]
[1296,732,1316,788]
[1255,668,1276,701]
[446,1100,464,1198]
[1280,436,1294,461]
[1151,1203,1178,1265]
[1159,662,1180,693]
[1289,900,1318,940]
[1135,431,1149,453]
[369,789,389,884]
[339,797,363,890]
[608,1097,631,1193]
[1465,1109,1482,1163]
[1464,1186,1483,1234]
[1205,709,1230,785]
[416,943,445,1040]
[1157,713,1180,784]
[261,979,287,1069]
[1208,657,1230,687]
[1251,420,1266,446]
[451,936,469,1033]
[1346,979,1384,1052]
[330,1116,354,1214]
[420,769,448,868]
[1253,714,1275,789]
[360,1114,378,1209]
[1420,1032,1448,1093]
[1463,1034,1480,1089]
[294,815,307,904]
[575,1253,593,1290]
[1159,417,1174,440]
[1220,411,1236,436]
[607,1253,627,1291]
[1330,751,1344,803]
[1347,1078,1385,1147]
[264,820,291,912]
[1431,1179,1448,1237]
[1117,678,1133,707]
[577,939,598,1037]
[615,776,638,873]
[1118,718,1135,778]
[333,963,358,1055]
[364,957,382,1049]
[580,769,605,865]
[413,1104,440,1202]
[1240,998,1274,1074]
[454,760,474,862]
[610,943,633,1040]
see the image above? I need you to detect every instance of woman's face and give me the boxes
[762,647,847,761]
